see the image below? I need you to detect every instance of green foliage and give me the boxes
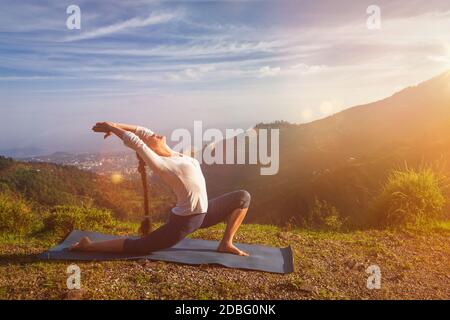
[0,162,92,207]
[303,198,346,231]
[0,157,174,222]
[0,156,14,171]
[323,213,345,232]
[43,205,116,234]
[371,167,446,227]
[0,191,35,235]
[255,120,298,129]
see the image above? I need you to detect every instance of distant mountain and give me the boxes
[0,147,44,158]
[202,70,450,227]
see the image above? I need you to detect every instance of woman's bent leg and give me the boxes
[200,190,251,256]
[217,207,249,256]
[200,190,251,228]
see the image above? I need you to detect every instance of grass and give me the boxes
[371,167,446,227]
[432,220,450,231]
[0,221,449,300]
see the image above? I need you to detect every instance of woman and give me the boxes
[70,122,251,256]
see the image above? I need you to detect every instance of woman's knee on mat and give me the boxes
[123,213,205,254]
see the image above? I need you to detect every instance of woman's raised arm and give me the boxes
[92,122,127,139]
[109,122,155,141]
[111,122,138,133]
[93,122,167,172]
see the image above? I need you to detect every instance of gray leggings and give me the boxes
[123,190,251,254]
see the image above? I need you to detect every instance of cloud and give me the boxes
[290,63,327,74]
[427,55,450,63]
[258,66,281,78]
[63,12,178,42]
[167,65,216,82]
[58,39,280,59]
[256,63,327,79]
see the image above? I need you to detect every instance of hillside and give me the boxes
[0,156,174,221]
[202,71,450,227]
[0,221,449,300]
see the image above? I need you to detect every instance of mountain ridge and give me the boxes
[202,70,450,226]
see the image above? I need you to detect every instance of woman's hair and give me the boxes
[136,152,152,236]
[139,216,151,236]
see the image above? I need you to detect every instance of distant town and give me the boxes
[21,151,141,177]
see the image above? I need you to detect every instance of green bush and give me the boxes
[43,205,116,234]
[371,167,446,227]
[0,191,35,234]
[303,197,346,231]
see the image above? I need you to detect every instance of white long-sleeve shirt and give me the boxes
[122,126,208,216]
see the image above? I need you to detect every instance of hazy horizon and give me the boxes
[1,0,450,156]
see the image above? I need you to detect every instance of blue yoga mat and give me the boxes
[38,230,294,274]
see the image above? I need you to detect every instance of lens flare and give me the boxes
[111,172,123,184]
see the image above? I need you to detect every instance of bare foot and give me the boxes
[217,242,249,256]
[69,237,92,251]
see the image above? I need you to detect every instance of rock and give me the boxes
[297,285,318,295]
[388,274,404,282]
[344,260,356,269]
[138,259,156,269]
[355,262,366,271]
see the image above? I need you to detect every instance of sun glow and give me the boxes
[447,44,450,67]
[111,172,123,184]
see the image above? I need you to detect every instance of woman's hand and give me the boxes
[92,122,114,139]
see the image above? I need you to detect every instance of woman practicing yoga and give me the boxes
[70,122,251,256]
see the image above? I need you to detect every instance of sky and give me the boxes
[1,0,450,155]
